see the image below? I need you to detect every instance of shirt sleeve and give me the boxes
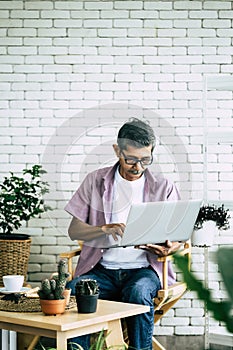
[167,180,181,201]
[64,173,92,222]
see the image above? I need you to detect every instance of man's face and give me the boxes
[113,144,153,181]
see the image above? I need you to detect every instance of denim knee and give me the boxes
[66,277,79,295]
[125,283,155,304]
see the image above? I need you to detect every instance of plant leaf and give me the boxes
[217,247,233,304]
[174,253,233,333]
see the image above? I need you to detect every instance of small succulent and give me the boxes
[38,260,70,300]
[194,203,230,230]
[75,279,99,296]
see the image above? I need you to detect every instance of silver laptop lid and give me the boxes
[119,199,202,247]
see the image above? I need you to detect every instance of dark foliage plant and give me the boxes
[0,165,51,235]
[194,204,230,230]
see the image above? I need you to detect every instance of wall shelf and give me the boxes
[207,129,233,144]
[203,75,233,204]
[206,75,233,91]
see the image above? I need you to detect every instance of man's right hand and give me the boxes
[101,223,125,241]
[68,217,125,242]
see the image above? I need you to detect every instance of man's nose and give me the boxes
[133,161,143,170]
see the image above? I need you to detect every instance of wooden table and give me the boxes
[0,299,149,350]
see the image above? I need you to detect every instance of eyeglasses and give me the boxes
[120,150,153,167]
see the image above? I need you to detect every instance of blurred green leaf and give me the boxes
[217,247,233,304]
[174,251,233,333]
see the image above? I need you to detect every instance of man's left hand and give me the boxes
[136,240,182,257]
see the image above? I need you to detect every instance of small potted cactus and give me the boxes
[38,259,70,315]
[75,279,99,313]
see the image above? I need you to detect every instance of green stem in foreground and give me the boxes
[174,253,233,333]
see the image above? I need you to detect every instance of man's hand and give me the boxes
[101,223,125,241]
[136,240,182,257]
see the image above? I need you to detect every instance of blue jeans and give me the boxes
[67,263,161,350]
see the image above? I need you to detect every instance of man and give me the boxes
[65,118,181,350]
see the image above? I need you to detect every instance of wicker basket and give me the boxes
[0,296,76,313]
[0,238,31,285]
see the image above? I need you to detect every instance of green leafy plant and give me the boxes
[194,204,230,230]
[39,329,126,350]
[39,344,83,350]
[89,330,126,350]
[38,260,70,300]
[174,247,233,334]
[0,164,51,235]
[75,279,99,296]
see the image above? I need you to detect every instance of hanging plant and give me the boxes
[194,204,230,231]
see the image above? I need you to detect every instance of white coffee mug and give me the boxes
[3,275,24,292]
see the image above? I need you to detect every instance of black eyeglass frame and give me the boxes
[120,150,153,167]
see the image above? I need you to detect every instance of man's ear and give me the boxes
[112,144,120,157]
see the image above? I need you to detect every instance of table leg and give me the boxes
[105,319,125,349]
[9,331,16,350]
[0,330,17,350]
[1,330,9,350]
[56,332,68,350]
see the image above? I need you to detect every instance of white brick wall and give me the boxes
[0,0,233,337]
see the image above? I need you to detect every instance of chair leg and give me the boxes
[152,336,166,350]
[17,333,40,350]
[27,335,40,350]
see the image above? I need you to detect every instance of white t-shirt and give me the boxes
[100,167,149,269]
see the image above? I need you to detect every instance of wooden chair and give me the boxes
[60,240,192,350]
[24,241,191,349]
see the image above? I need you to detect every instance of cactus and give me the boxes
[75,279,99,296]
[38,259,70,300]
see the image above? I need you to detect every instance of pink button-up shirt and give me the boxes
[65,162,180,285]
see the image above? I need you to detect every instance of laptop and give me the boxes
[101,199,202,248]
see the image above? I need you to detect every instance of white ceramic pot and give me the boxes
[191,220,218,247]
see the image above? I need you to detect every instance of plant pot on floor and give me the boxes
[0,165,52,285]
[0,234,31,285]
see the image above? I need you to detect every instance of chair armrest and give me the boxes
[60,247,82,280]
[156,241,191,289]
[60,248,82,259]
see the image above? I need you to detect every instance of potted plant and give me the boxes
[192,203,230,247]
[75,279,99,313]
[40,329,126,350]
[38,259,70,315]
[0,164,51,284]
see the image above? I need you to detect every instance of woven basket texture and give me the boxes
[0,296,76,313]
[0,238,31,284]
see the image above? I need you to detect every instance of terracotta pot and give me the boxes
[40,298,66,315]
